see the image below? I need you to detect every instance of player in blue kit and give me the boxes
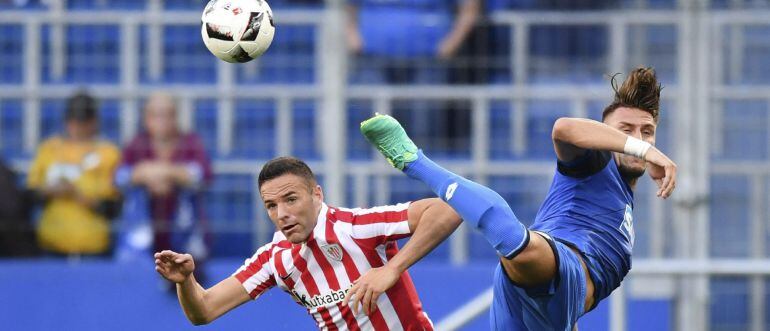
[350,67,677,330]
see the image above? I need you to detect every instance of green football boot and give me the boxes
[360,114,418,171]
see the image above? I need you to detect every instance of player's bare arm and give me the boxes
[344,198,461,315]
[154,250,250,325]
[551,117,677,198]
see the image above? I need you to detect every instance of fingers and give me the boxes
[368,291,381,315]
[154,259,170,277]
[662,165,677,198]
[657,172,669,198]
[175,253,192,264]
[362,288,373,315]
[343,281,360,310]
[154,250,192,265]
[155,250,177,261]
[349,284,362,315]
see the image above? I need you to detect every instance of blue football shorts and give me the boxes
[490,231,587,331]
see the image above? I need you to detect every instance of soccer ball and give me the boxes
[201,0,275,63]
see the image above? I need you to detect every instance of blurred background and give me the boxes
[0,0,769,330]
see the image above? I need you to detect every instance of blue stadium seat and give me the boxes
[0,100,25,158]
[236,25,317,85]
[231,99,276,158]
[67,0,145,10]
[41,25,121,84]
[529,25,608,84]
[40,99,65,140]
[719,100,768,161]
[193,99,219,157]
[0,0,46,10]
[98,100,121,144]
[205,174,255,257]
[710,175,750,258]
[642,25,678,84]
[710,277,749,330]
[147,25,218,84]
[292,99,320,160]
[489,101,514,159]
[487,25,513,85]
[391,101,471,159]
[525,100,569,158]
[740,26,770,85]
[487,0,537,11]
[0,25,24,84]
[163,0,200,10]
[346,99,374,160]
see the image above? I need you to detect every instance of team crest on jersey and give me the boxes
[321,244,343,261]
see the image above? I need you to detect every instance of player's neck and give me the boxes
[625,176,638,190]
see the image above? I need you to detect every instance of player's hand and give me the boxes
[343,265,401,316]
[154,250,195,284]
[644,147,677,199]
[437,35,461,60]
[43,180,76,198]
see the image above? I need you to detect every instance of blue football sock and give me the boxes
[404,151,530,258]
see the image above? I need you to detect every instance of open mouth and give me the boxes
[282,224,297,233]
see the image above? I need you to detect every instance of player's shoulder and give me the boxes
[329,203,411,224]
[268,231,291,248]
[95,139,120,153]
[37,136,63,151]
[247,234,292,260]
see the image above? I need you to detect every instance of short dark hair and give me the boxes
[602,67,662,123]
[258,156,317,189]
[65,91,98,122]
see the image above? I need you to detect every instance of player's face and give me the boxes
[260,174,323,244]
[603,106,657,179]
[65,119,97,141]
[144,98,178,139]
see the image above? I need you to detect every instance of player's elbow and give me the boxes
[188,315,211,326]
[416,198,462,230]
[552,117,578,142]
[433,199,463,229]
[185,310,213,326]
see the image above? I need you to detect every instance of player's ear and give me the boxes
[313,184,323,203]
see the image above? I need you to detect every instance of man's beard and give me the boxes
[616,154,646,182]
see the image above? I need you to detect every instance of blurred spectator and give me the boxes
[347,0,481,155]
[117,92,212,283]
[0,0,45,8]
[27,92,122,256]
[346,0,481,84]
[0,158,36,257]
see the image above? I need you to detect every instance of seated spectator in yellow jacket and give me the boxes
[27,92,122,256]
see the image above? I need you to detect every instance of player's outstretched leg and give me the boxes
[361,114,529,258]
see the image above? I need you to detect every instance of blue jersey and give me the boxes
[530,149,635,304]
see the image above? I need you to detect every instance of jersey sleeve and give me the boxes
[232,242,277,300]
[557,149,612,178]
[345,202,413,245]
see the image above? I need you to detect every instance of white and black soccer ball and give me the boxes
[201,0,275,63]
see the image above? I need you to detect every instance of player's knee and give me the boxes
[501,232,557,285]
[509,232,549,265]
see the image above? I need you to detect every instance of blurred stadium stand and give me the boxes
[1,0,770,330]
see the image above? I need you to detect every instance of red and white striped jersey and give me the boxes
[233,203,434,331]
